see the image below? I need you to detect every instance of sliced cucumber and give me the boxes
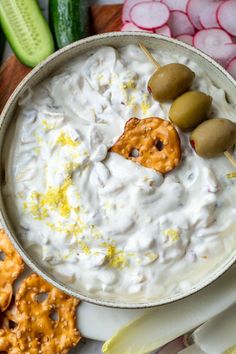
[49,0,89,49]
[0,0,55,68]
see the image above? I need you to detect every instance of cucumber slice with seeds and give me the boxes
[0,0,55,68]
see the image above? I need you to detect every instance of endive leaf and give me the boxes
[178,344,205,354]
[225,347,236,354]
[102,265,236,354]
[193,303,236,354]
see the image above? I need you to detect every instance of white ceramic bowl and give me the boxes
[1,32,236,309]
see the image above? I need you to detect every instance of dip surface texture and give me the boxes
[4,45,236,302]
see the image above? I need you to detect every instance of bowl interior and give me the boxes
[1,32,236,308]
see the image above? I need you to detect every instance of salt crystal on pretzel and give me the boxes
[0,229,24,312]
[109,117,181,174]
[15,273,81,353]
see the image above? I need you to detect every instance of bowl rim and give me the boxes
[1,31,236,309]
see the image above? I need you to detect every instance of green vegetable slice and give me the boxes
[0,0,54,67]
[49,0,89,49]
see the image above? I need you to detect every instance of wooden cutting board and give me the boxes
[0,4,122,113]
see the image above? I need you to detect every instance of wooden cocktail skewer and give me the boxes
[139,42,160,69]
[224,151,236,169]
[225,151,236,178]
[139,42,236,177]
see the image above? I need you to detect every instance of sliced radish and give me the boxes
[155,24,171,37]
[130,1,170,30]
[176,34,193,45]
[161,0,188,12]
[168,11,195,37]
[223,44,236,67]
[121,22,153,32]
[122,0,151,23]
[227,57,236,79]
[199,1,222,29]
[187,0,205,30]
[193,29,235,67]
[217,0,236,37]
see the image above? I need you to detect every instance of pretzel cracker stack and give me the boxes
[0,229,81,353]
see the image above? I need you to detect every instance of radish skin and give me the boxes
[176,34,193,45]
[217,0,236,37]
[122,0,151,23]
[155,25,171,37]
[193,28,234,67]
[199,1,222,29]
[102,265,236,354]
[121,22,153,32]
[186,0,205,30]
[130,2,170,30]
[161,0,188,12]
[168,11,195,37]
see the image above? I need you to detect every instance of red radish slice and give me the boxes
[176,34,193,45]
[155,24,171,37]
[217,0,236,37]
[223,44,236,67]
[130,2,170,30]
[121,22,153,32]
[122,0,151,23]
[199,1,222,29]
[227,57,236,79]
[168,11,195,37]
[193,29,235,67]
[187,0,205,30]
[161,0,188,12]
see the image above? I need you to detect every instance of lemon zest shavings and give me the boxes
[121,80,136,90]
[56,132,80,147]
[97,73,105,82]
[41,119,56,131]
[163,228,180,242]
[140,101,150,115]
[78,240,91,254]
[41,178,72,217]
[127,95,139,115]
[25,178,75,220]
[101,242,128,269]
[34,147,41,155]
[35,134,43,144]
[47,218,86,236]
[226,172,236,179]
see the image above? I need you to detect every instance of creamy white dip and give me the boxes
[4,45,236,302]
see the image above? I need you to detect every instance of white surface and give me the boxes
[78,302,151,341]
[193,303,236,353]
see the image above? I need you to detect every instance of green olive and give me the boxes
[148,63,195,102]
[190,118,236,158]
[169,91,212,131]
